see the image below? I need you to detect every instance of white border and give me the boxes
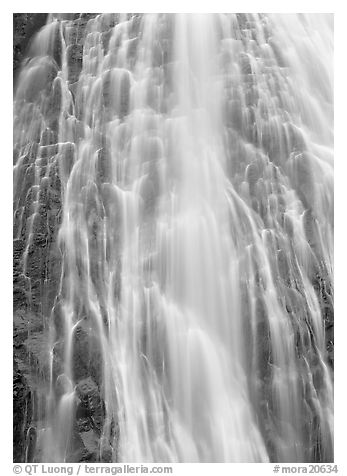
[3,4,345,474]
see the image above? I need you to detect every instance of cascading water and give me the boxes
[13,13,334,463]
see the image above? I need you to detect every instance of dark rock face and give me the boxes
[67,44,84,83]
[76,377,105,435]
[13,14,48,83]
[13,13,106,463]
[13,305,47,461]
[13,359,33,462]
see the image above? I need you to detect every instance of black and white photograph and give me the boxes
[12,10,335,469]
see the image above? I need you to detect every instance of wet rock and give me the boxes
[284,287,305,315]
[255,296,272,380]
[76,377,105,435]
[48,160,62,198]
[100,183,121,222]
[288,152,315,209]
[25,426,37,462]
[126,37,139,66]
[268,193,278,217]
[224,99,243,132]
[71,326,103,387]
[31,211,48,239]
[129,14,142,39]
[101,29,113,53]
[22,166,35,204]
[99,437,113,462]
[13,359,33,462]
[283,213,294,238]
[77,430,113,462]
[40,128,58,147]
[245,85,259,107]
[13,238,25,264]
[140,176,158,213]
[59,142,75,183]
[97,147,112,183]
[326,335,334,368]
[79,429,99,454]
[13,14,48,83]
[13,282,28,309]
[67,44,84,84]
[45,77,62,132]
[50,23,63,68]
[24,332,50,377]
[119,71,131,119]
[97,14,118,32]
[66,430,96,463]
[277,248,291,286]
[16,57,58,103]
[268,37,287,67]
[286,122,307,153]
[239,52,252,75]
[303,209,320,254]
[246,161,261,195]
[83,181,103,220]
[103,68,131,119]
[14,309,44,343]
[76,404,93,432]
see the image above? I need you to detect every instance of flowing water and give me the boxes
[13,13,334,463]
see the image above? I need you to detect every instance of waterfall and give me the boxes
[13,13,334,463]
